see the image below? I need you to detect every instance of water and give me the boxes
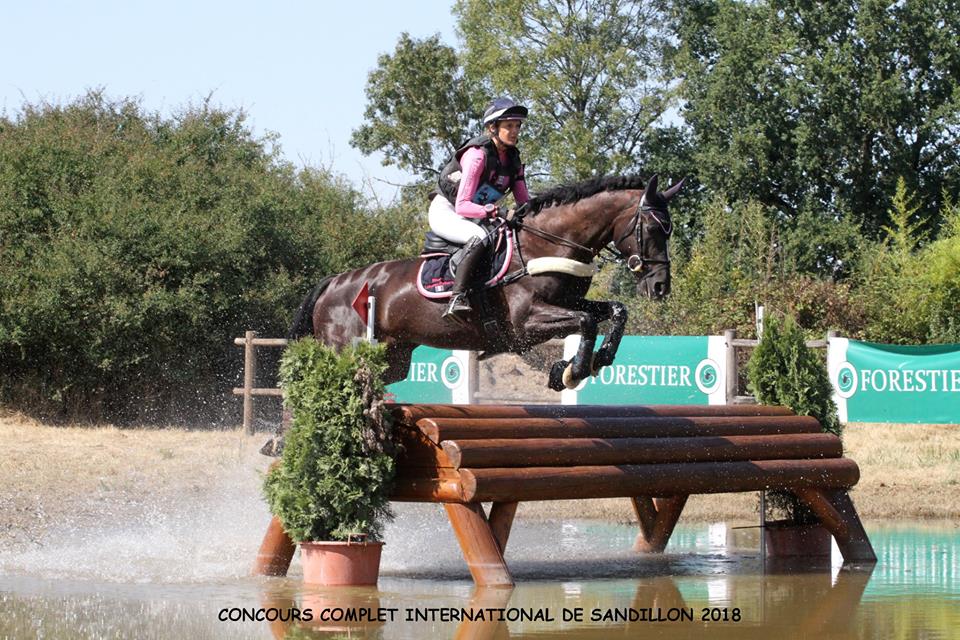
[1,505,957,639]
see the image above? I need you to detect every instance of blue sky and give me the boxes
[2,0,459,201]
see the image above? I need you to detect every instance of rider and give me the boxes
[430,97,530,318]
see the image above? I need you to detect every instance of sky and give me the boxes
[2,0,459,201]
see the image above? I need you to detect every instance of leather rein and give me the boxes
[508,194,672,273]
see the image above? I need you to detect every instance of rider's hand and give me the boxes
[497,205,510,219]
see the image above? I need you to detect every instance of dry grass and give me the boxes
[0,409,269,549]
[1,407,957,552]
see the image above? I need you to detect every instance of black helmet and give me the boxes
[482,97,528,126]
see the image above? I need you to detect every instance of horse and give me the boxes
[288,174,682,392]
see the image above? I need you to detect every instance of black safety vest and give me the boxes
[437,135,523,206]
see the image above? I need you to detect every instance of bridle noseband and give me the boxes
[612,195,673,272]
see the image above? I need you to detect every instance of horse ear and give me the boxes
[662,177,686,201]
[644,175,659,198]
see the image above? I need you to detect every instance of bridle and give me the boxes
[611,194,673,272]
[504,192,672,273]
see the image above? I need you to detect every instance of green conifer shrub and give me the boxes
[263,340,397,542]
[747,314,841,436]
[747,314,841,522]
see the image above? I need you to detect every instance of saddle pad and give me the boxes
[417,229,514,299]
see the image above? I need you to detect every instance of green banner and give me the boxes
[565,335,726,405]
[829,339,960,424]
[385,346,471,404]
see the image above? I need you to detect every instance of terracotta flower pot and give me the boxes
[763,520,832,558]
[300,536,384,586]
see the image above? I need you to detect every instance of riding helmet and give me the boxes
[482,97,528,126]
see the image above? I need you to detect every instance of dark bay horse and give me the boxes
[288,174,683,392]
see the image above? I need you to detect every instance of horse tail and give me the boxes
[287,276,336,340]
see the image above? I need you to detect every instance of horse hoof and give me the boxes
[548,360,569,392]
[561,363,580,389]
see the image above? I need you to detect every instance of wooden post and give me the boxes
[252,515,296,576]
[243,330,257,434]
[632,495,688,553]
[724,329,737,404]
[444,503,514,587]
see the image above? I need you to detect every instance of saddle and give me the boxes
[416,220,514,299]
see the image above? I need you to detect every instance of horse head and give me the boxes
[613,175,683,300]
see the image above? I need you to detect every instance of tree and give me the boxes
[350,33,473,179]
[352,1,679,184]
[455,0,676,181]
[672,0,960,267]
[0,92,418,423]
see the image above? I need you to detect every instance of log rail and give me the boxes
[254,403,876,586]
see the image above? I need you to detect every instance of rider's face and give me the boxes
[492,120,522,147]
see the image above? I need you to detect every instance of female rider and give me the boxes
[430,97,530,318]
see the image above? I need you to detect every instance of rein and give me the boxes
[509,194,672,277]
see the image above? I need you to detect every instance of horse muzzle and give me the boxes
[635,263,671,300]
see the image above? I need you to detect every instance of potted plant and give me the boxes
[747,314,841,558]
[263,339,397,585]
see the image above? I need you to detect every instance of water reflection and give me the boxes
[0,522,957,639]
[259,567,876,639]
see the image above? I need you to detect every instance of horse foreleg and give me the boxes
[579,300,628,374]
[522,305,599,391]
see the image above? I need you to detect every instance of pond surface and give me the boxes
[1,506,957,639]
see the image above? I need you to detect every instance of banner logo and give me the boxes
[441,356,464,390]
[694,359,721,395]
[834,362,858,399]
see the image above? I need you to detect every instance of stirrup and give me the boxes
[443,293,472,318]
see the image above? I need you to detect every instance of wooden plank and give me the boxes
[232,387,283,397]
[459,458,861,502]
[393,403,796,423]
[444,503,514,587]
[441,433,842,469]
[416,415,821,444]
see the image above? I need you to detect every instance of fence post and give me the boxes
[243,330,257,435]
[724,329,737,404]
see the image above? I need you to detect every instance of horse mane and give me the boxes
[526,174,647,215]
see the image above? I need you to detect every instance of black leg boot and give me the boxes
[443,237,485,318]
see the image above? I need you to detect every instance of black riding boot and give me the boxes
[443,237,485,318]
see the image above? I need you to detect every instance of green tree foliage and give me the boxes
[0,92,418,422]
[857,179,960,344]
[351,1,678,184]
[454,0,675,181]
[350,33,473,178]
[625,195,867,339]
[673,0,960,264]
[747,314,841,435]
[264,340,396,542]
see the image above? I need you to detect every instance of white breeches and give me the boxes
[428,196,487,244]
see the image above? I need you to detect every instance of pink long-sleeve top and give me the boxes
[454,146,529,219]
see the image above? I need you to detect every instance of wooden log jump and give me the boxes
[254,403,876,586]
